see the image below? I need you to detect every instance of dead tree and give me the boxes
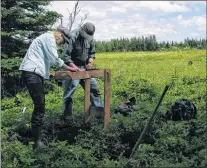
[67,0,89,31]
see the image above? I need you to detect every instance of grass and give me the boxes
[1,49,206,167]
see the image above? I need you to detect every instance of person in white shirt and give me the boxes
[19,26,78,150]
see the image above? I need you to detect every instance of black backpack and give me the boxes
[166,99,197,121]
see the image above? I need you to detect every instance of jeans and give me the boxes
[22,71,45,127]
[62,66,104,116]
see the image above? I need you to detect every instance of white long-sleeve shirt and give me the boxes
[19,32,64,79]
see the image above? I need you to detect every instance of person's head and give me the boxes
[54,26,71,45]
[79,22,95,42]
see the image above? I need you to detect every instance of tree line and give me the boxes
[95,35,207,52]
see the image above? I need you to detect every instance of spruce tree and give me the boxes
[1,0,60,97]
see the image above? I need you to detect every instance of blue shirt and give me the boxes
[19,32,64,79]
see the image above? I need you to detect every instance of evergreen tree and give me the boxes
[166,41,170,49]
[1,0,60,97]
[141,36,146,51]
[95,41,106,53]
[104,42,112,52]
[129,37,137,51]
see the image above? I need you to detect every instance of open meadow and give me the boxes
[1,50,206,167]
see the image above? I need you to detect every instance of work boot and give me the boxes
[31,126,47,150]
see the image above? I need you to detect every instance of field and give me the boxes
[78,50,206,113]
[1,50,206,167]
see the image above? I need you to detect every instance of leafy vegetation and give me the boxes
[2,50,206,167]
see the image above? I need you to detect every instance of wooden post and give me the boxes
[84,78,90,122]
[104,69,110,129]
[52,69,111,128]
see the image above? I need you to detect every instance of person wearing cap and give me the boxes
[60,22,104,122]
[19,26,78,150]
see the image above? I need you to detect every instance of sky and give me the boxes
[46,1,206,42]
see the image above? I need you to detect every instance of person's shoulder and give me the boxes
[71,28,80,36]
[41,31,55,42]
[72,28,80,33]
[44,31,54,38]
[69,28,79,42]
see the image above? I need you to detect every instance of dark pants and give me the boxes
[22,71,45,127]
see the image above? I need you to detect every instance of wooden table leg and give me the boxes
[84,78,90,122]
[104,69,110,129]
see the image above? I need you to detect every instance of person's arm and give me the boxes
[61,32,80,71]
[44,34,67,67]
[87,40,96,69]
[44,34,78,72]
[62,43,80,71]
[61,43,73,64]
[62,63,78,71]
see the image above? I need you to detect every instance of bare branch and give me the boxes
[66,0,89,31]
[79,13,89,28]
[67,0,79,31]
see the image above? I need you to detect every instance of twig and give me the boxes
[67,0,89,31]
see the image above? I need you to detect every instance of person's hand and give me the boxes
[78,69,85,72]
[50,72,55,78]
[74,68,85,72]
[65,66,77,72]
[86,62,93,70]
[63,64,79,72]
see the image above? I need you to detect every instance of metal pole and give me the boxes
[124,85,169,167]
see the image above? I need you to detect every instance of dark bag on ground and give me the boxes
[166,99,197,121]
[115,97,137,116]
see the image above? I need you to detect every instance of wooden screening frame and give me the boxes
[53,69,110,129]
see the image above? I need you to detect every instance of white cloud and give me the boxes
[193,16,206,30]
[92,15,178,41]
[177,15,206,30]
[177,15,183,21]
[192,33,200,37]
[113,1,191,13]
[173,1,206,5]
[80,6,107,19]
[46,1,206,42]
[47,1,76,16]
[112,1,137,9]
[107,6,127,13]
[138,1,191,13]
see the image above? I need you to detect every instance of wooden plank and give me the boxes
[104,69,111,129]
[54,71,89,80]
[84,79,90,122]
[54,70,105,80]
[87,69,105,78]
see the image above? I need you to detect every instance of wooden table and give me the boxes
[52,69,111,129]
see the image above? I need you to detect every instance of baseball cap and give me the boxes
[56,26,71,43]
